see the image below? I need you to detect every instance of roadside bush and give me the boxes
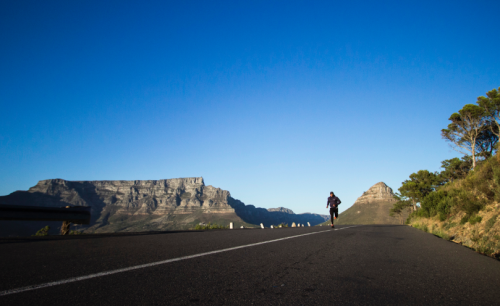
[194,222,229,230]
[444,222,457,230]
[469,215,483,225]
[33,226,50,236]
[476,245,495,256]
[460,215,469,225]
[485,214,498,232]
[421,190,449,218]
[449,189,486,217]
[432,229,451,241]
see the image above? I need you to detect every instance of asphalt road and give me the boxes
[1,225,499,305]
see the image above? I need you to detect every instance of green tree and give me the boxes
[476,87,500,139]
[441,104,488,169]
[399,170,440,211]
[439,156,472,184]
[390,193,412,224]
[475,123,498,159]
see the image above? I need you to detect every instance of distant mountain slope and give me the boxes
[321,182,403,225]
[0,178,328,236]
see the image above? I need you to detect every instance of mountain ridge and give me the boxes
[0,177,329,236]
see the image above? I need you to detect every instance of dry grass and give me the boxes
[409,203,500,259]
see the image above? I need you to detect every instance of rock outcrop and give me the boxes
[0,177,329,236]
[334,182,402,225]
[353,182,396,205]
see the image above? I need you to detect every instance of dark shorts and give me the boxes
[330,207,338,223]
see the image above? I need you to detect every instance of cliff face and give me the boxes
[26,177,235,216]
[334,182,400,225]
[0,178,328,236]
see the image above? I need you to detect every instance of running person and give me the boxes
[327,191,341,228]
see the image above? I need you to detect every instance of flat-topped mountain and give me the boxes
[0,178,329,236]
[332,182,401,225]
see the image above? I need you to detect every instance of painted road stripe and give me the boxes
[0,225,359,297]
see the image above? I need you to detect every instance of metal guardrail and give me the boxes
[0,204,91,225]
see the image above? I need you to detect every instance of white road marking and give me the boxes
[0,225,359,297]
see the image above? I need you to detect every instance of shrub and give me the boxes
[471,230,480,242]
[449,189,486,217]
[476,245,494,256]
[444,222,457,230]
[432,230,451,241]
[33,226,50,236]
[69,230,84,235]
[460,215,469,225]
[421,190,449,218]
[469,215,483,225]
[194,222,228,230]
[485,214,498,232]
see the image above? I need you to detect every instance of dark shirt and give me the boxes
[327,196,341,208]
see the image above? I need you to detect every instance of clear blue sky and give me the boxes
[1,0,499,215]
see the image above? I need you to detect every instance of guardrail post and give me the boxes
[260,223,264,229]
[307,222,311,227]
[230,222,233,229]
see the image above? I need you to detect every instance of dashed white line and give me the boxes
[0,225,359,297]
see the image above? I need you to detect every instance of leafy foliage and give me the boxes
[397,87,500,222]
[469,215,483,225]
[441,104,490,169]
[439,156,471,184]
[476,87,500,139]
[397,170,440,211]
[390,193,413,224]
[33,226,50,236]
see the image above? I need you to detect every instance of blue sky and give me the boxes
[1,0,499,215]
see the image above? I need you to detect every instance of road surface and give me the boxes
[1,225,499,305]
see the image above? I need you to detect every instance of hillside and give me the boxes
[0,178,328,236]
[407,156,500,259]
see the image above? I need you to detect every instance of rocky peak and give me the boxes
[354,182,396,205]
